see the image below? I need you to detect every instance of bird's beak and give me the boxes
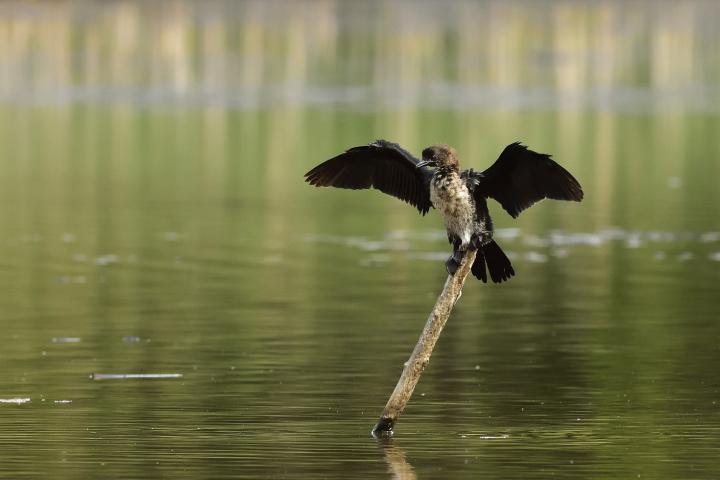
[416,159,434,169]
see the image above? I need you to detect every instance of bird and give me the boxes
[304,140,583,283]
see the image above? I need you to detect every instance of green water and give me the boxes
[1,2,720,479]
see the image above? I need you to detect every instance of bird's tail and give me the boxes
[472,240,515,283]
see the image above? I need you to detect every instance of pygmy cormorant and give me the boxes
[304,141,583,283]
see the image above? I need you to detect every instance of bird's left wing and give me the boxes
[473,142,584,218]
[304,140,434,215]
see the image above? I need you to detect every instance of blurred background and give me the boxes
[0,1,719,479]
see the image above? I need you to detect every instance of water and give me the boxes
[1,1,720,478]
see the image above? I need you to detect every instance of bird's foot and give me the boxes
[446,249,466,275]
[446,256,459,275]
[469,235,483,250]
[470,232,493,250]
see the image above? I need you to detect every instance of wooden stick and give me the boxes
[371,249,478,437]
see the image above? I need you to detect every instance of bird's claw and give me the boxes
[446,249,466,275]
[446,256,459,275]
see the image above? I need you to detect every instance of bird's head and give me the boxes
[417,144,459,170]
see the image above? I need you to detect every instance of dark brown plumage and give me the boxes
[305,140,583,283]
[477,142,584,218]
[304,140,433,214]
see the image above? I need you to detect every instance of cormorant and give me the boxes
[304,140,583,283]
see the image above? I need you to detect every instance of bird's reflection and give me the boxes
[377,439,417,480]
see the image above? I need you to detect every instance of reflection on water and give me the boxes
[307,227,720,264]
[91,373,184,380]
[379,440,417,480]
[1,1,720,479]
[0,0,719,111]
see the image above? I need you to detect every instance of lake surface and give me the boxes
[1,1,719,478]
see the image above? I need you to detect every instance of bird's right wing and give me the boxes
[304,140,434,215]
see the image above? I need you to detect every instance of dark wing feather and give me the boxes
[304,140,433,215]
[476,142,583,218]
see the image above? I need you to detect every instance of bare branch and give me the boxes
[372,249,478,437]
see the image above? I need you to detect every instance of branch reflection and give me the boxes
[378,439,417,480]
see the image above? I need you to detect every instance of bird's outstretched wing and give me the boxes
[304,140,434,215]
[473,142,584,218]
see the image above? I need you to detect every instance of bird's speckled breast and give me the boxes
[430,170,476,245]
